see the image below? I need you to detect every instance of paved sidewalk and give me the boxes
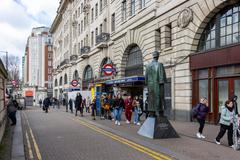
[59,107,239,160]
[11,111,25,160]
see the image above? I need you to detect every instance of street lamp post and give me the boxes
[0,50,8,71]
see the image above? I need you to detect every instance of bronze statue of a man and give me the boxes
[145,51,166,116]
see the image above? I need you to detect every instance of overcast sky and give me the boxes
[0,0,59,75]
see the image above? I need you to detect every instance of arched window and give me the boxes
[198,4,240,52]
[100,57,112,77]
[54,79,58,87]
[73,70,79,80]
[125,45,143,77]
[64,74,68,84]
[59,77,63,86]
[82,65,93,90]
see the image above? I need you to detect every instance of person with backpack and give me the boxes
[7,95,18,125]
[193,97,209,139]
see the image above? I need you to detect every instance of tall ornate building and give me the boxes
[51,0,240,123]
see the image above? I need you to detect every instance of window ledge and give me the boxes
[137,7,146,14]
[163,47,173,52]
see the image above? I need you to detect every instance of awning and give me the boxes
[105,76,145,85]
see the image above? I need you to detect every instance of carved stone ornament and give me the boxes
[177,8,193,28]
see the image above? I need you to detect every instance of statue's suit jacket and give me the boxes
[145,61,166,112]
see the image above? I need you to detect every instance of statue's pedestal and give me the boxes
[138,116,179,139]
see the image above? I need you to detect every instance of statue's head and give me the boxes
[152,51,159,60]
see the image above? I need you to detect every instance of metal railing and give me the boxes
[96,33,110,45]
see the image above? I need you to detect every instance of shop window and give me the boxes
[216,64,240,76]
[198,4,240,52]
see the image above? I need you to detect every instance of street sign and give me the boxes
[71,79,78,87]
[102,64,115,76]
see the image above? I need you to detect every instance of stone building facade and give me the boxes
[51,0,240,122]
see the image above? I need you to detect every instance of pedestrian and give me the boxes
[100,95,105,119]
[195,97,209,139]
[82,98,87,112]
[7,95,18,125]
[39,99,42,108]
[215,100,235,147]
[124,95,133,124]
[138,95,143,122]
[43,96,51,113]
[63,98,68,112]
[52,98,56,108]
[86,96,91,113]
[114,94,124,126]
[230,94,238,115]
[103,95,111,119]
[132,96,141,125]
[75,93,83,116]
[69,98,73,113]
[91,96,97,120]
[145,95,149,119]
[110,95,115,121]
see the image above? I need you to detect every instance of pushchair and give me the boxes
[233,115,240,150]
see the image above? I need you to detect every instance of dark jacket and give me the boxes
[69,99,73,107]
[43,98,51,108]
[7,99,18,113]
[196,103,209,120]
[230,94,238,115]
[75,95,82,110]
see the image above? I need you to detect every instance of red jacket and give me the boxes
[124,98,132,110]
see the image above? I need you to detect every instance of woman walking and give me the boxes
[195,97,209,139]
[75,93,83,116]
[114,94,124,126]
[215,100,235,147]
[124,95,133,124]
[132,96,141,126]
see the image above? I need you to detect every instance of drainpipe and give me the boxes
[171,66,176,121]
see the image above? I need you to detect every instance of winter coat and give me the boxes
[75,95,82,110]
[43,98,51,108]
[7,99,17,113]
[219,106,236,126]
[196,103,209,120]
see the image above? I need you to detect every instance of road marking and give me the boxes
[23,112,42,160]
[70,117,173,160]
[25,131,34,159]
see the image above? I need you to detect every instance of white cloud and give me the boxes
[0,0,59,77]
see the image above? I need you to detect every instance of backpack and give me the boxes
[191,103,200,119]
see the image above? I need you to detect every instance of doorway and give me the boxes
[215,78,240,122]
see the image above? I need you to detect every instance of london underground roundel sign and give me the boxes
[71,80,78,87]
[102,64,114,76]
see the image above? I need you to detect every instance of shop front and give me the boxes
[191,3,240,123]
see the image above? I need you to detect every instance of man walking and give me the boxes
[43,96,51,113]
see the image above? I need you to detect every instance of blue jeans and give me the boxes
[114,107,122,121]
[134,107,139,123]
